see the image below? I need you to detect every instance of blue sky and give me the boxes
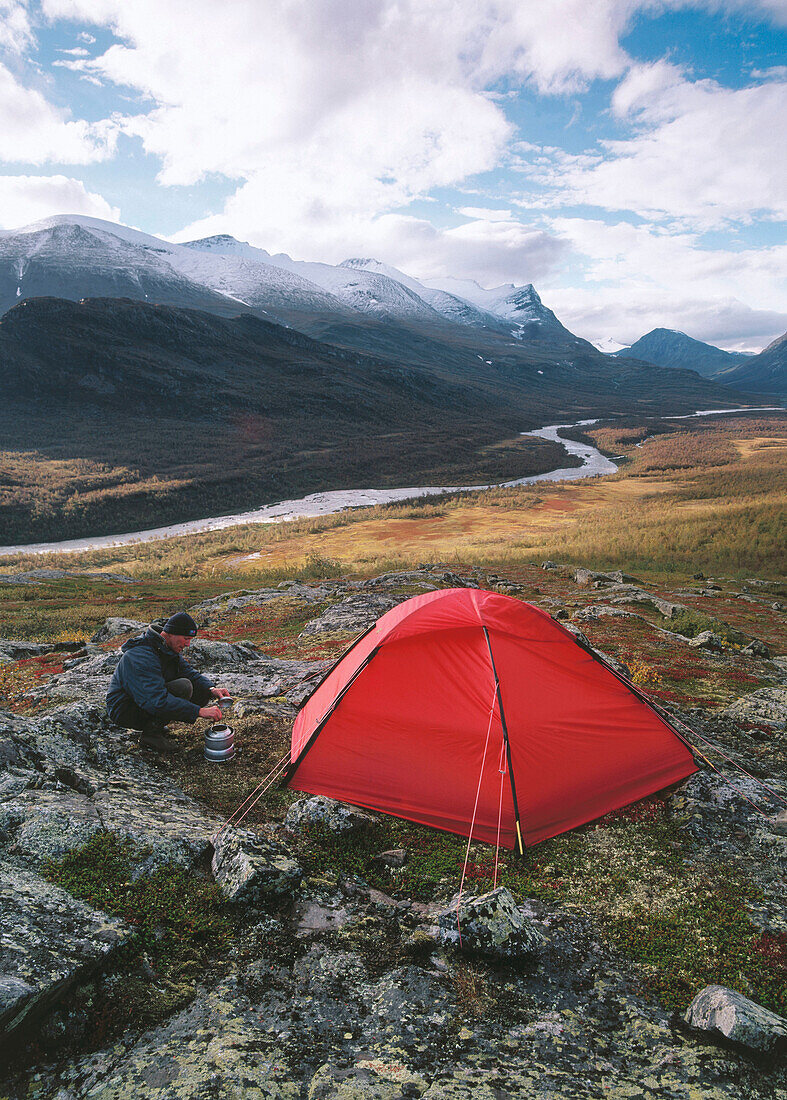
[0,0,784,349]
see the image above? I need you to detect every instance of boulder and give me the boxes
[0,705,224,874]
[571,605,638,621]
[573,569,635,587]
[89,618,146,644]
[684,985,787,1053]
[372,849,409,868]
[741,639,771,659]
[299,594,398,637]
[212,827,302,904]
[285,795,380,835]
[688,631,727,652]
[722,687,787,729]
[187,586,284,619]
[0,857,130,1038]
[0,638,54,661]
[362,569,478,590]
[433,887,545,959]
[184,638,261,671]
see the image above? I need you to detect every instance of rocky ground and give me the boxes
[0,564,785,1099]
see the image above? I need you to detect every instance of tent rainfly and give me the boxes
[282,588,697,851]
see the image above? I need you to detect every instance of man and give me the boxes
[106,611,229,752]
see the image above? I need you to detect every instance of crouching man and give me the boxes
[106,612,229,752]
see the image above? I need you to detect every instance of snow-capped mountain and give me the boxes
[339,258,502,328]
[423,275,571,336]
[0,215,578,345]
[593,336,628,354]
[0,219,239,318]
[182,237,445,324]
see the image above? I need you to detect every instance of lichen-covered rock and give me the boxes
[183,638,261,671]
[0,638,54,661]
[433,887,545,959]
[212,826,302,904]
[0,704,224,874]
[299,594,398,637]
[0,857,130,1038]
[722,686,787,729]
[593,649,631,679]
[684,985,787,1053]
[51,978,299,1099]
[571,605,638,621]
[741,639,771,659]
[688,630,727,652]
[89,618,146,644]
[285,795,381,835]
[360,569,477,590]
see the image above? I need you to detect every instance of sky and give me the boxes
[0,1,785,351]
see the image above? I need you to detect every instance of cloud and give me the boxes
[456,206,514,222]
[0,61,119,163]
[529,64,787,228]
[0,1,34,54]
[0,173,120,226]
[543,216,787,349]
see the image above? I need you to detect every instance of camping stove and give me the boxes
[204,722,236,763]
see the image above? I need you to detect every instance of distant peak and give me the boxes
[340,258,383,269]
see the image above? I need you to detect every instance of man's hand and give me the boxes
[199,705,223,721]
[211,687,231,699]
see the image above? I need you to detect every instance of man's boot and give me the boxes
[138,721,180,753]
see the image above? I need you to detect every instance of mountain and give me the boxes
[592,336,628,354]
[423,275,573,336]
[0,220,246,320]
[612,328,752,378]
[713,331,786,394]
[0,216,587,361]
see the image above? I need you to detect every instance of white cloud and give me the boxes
[0,174,120,226]
[0,1,34,54]
[456,206,514,222]
[530,65,787,228]
[0,61,119,163]
[543,217,787,349]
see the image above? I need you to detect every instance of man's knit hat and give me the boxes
[161,612,198,636]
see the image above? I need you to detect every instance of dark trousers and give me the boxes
[114,678,211,730]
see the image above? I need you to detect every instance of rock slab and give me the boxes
[0,857,130,1038]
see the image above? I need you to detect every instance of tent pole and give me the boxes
[483,627,525,857]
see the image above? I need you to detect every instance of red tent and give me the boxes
[284,588,696,850]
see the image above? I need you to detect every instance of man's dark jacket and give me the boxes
[106,625,213,726]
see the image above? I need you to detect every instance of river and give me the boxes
[0,407,779,558]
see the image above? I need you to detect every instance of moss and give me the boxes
[667,609,746,646]
[41,832,235,1043]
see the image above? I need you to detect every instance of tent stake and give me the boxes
[483,627,526,857]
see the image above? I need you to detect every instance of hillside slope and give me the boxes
[714,331,786,394]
